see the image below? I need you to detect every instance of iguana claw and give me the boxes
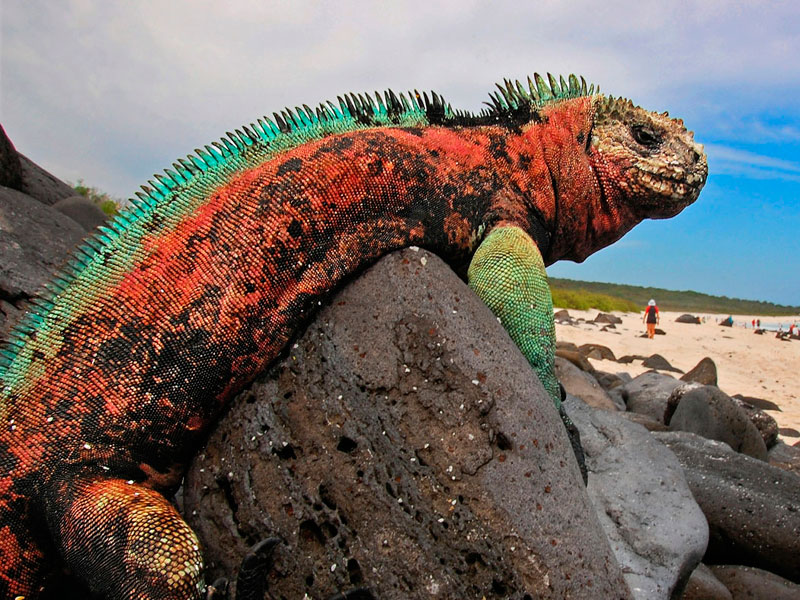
[205,577,229,600]
[559,384,588,485]
[234,538,281,600]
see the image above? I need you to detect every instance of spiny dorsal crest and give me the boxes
[0,73,596,375]
[485,73,596,113]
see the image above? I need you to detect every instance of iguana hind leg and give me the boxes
[44,476,204,599]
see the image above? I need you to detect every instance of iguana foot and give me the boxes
[234,537,281,600]
[205,577,228,600]
[327,588,376,600]
[559,384,588,485]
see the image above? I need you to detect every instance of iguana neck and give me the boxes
[513,97,642,265]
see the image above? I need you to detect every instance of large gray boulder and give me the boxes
[0,124,23,190]
[52,195,108,231]
[680,357,717,386]
[769,441,800,476]
[566,397,708,600]
[654,432,800,583]
[731,396,779,449]
[555,356,619,410]
[680,563,732,600]
[0,186,85,298]
[0,186,86,339]
[620,371,683,422]
[641,354,682,373]
[184,249,632,599]
[709,565,800,600]
[17,153,76,205]
[665,385,768,460]
[579,343,616,361]
[675,314,701,324]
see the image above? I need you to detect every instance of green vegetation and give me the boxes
[550,277,800,316]
[73,179,120,216]
[550,287,639,312]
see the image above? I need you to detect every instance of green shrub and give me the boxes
[551,287,639,312]
[72,179,120,216]
[549,277,799,316]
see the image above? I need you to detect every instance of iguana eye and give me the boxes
[631,124,661,147]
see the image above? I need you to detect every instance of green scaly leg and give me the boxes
[468,224,587,483]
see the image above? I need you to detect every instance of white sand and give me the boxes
[554,308,800,443]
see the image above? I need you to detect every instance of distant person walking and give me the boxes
[643,299,659,339]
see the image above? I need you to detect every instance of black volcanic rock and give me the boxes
[655,432,800,583]
[183,249,631,599]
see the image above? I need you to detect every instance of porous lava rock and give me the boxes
[730,396,779,449]
[0,186,86,339]
[641,354,682,373]
[52,195,108,231]
[768,441,800,476]
[16,152,76,205]
[183,249,631,599]
[554,348,594,373]
[594,312,622,324]
[675,314,701,324]
[0,124,24,190]
[578,343,616,361]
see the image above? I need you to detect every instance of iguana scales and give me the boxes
[0,73,707,599]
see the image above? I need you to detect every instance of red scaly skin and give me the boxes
[0,94,706,597]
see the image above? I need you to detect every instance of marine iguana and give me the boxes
[0,73,707,599]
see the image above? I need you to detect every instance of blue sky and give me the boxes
[2,1,799,305]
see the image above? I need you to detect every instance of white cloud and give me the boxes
[706,144,800,181]
[1,0,799,198]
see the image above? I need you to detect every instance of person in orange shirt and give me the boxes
[643,299,659,339]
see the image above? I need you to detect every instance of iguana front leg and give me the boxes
[468,224,587,482]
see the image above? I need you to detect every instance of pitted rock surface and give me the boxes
[183,249,631,599]
[679,357,717,386]
[731,396,779,449]
[52,195,108,231]
[555,357,618,411]
[681,563,732,600]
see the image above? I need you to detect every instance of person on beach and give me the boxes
[643,299,660,339]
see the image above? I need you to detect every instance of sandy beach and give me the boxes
[554,308,800,443]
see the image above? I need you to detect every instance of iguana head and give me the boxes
[480,75,707,263]
[589,95,707,219]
